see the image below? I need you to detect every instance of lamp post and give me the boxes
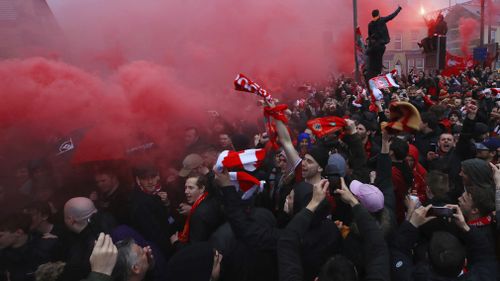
[480,0,485,47]
[353,0,360,82]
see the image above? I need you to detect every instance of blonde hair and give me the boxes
[35,262,66,281]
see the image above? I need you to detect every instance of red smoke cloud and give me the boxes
[459,17,479,56]
[486,0,500,26]
[0,0,426,178]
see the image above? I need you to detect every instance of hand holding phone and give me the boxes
[426,206,456,218]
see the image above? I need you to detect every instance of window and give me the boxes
[416,58,425,71]
[491,29,496,43]
[407,59,415,74]
[394,32,403,50]
[411,30,419,50]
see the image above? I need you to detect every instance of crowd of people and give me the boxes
[1,62,500,281]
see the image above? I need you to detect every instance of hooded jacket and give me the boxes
[409,144,428,203]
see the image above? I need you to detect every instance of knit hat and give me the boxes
[381,102,422,134]
[307,145,329,169]
[473,122,489,136]
[461,158,495,190]
[326,153,347,177]
[166,242,214,281]
[349,180,384,213]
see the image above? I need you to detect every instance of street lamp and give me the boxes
[353,0,360,82]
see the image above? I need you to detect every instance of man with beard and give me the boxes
[355,120,380,168]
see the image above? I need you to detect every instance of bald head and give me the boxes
[64,197,97,233]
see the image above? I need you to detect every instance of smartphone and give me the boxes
[327,175,341,194]
[427,206,456,218]
[409,195,421,208]
[429,143,438,153]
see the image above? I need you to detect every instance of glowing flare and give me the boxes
[420,6,426,15]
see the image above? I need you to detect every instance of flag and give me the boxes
[307,116,347,138]
[368,70,399,101]
[214,149,267,173]
[355,27,366,75]
[442,52,474,77]
[229,171,265,200]
[234,74,273,101]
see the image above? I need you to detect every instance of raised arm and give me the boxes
[376,129,395,212]
[335,178,390,281]
[215,170,281,251]
[265,100,301,169]
[278,180,329,281]
[382,6,402,23]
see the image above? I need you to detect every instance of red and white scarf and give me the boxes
[234,73,273,102]
[178,191,209,243]
[368,70,399,101]
[214,149,267,173]
[229,172,265,200]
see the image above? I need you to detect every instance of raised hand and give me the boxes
[334,178,359,207]
[89,233,118,276]
[306,179,329,212]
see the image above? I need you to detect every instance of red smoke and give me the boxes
[0,0,426,179]
[486,0,500,26]
[459,17,479,56]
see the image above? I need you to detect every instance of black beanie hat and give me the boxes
[307,145,329,169]
[166,242,214,281]
[473,122,489,135]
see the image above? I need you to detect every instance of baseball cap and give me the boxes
[179,154,204,177]
[475,142,489,151]
[482,138,500,151]
[349,180,384,213]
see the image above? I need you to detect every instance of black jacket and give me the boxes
[368,7,402,45]
[95,186,130,225]
[343,133,370,183]
[219,186,281,281]
[186,196,223,243]
[390,221,497,281]
[129,188,176,258]
[0,235,57,281]
[279,204,390,281]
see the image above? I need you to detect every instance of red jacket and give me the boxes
[408,144,427,203]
